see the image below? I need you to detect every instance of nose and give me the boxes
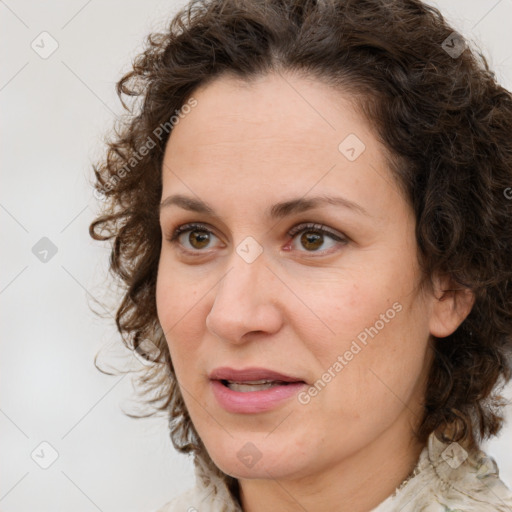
[205,252,283,344]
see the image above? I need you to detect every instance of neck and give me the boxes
[237,418,426,512]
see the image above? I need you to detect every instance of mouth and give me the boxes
[209,366,307,388]
[209,368,308,413]
[218,379,303,392]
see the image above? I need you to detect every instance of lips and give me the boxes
[209,368,308,413]
[209,366,306,384]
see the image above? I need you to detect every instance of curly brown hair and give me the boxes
[89,0,512,481]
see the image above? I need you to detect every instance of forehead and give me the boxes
[165,72,369,157]
[161,72,404,223]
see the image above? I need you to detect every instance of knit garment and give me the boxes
[157,432,512,511]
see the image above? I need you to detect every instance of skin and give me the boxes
[156,71,474,512]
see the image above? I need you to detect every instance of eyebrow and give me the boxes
[159,193,370,219]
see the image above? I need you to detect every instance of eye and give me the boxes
[167,223,221,252]
[166,221,347,255]
[286,222,347,253]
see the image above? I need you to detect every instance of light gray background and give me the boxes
[1,1,511,511]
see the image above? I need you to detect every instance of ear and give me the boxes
[428,273,475,338]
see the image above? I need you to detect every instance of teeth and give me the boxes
[227,381,278,392]
[218,378,300,392]
[227,379,276,385]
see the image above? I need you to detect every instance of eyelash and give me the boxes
[166,222,347,255]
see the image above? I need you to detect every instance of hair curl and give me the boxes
[89,0,512,491]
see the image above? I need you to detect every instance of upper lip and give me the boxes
[209,367,306,383]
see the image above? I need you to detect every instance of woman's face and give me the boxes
[156,71,439,481]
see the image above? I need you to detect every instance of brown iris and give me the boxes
[188,229,210,249]
[300,231,323,251]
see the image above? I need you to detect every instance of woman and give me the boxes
[89,0,512,510]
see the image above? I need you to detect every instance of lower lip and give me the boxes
[210,380,307,414]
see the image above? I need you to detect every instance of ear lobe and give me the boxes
[428,274,476,338]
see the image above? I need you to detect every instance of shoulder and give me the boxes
[155,455,242,512]
[154,482,241,512]
[374,433,512,512]
[154,486,198,512]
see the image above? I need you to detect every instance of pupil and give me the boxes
[301,231,322,250]
[190,230,210,249]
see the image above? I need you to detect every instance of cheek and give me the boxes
[325,300,429,435]
[290,267,404,358]
[318,248,422,347]
[155,259,207,374]
[295,256,429,407]
[156,253,210,326]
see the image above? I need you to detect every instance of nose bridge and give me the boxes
[218,235,270,303]
[206,243,281,341]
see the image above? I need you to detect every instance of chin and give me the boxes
[214,457,295,481]
[205,440,307,481]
